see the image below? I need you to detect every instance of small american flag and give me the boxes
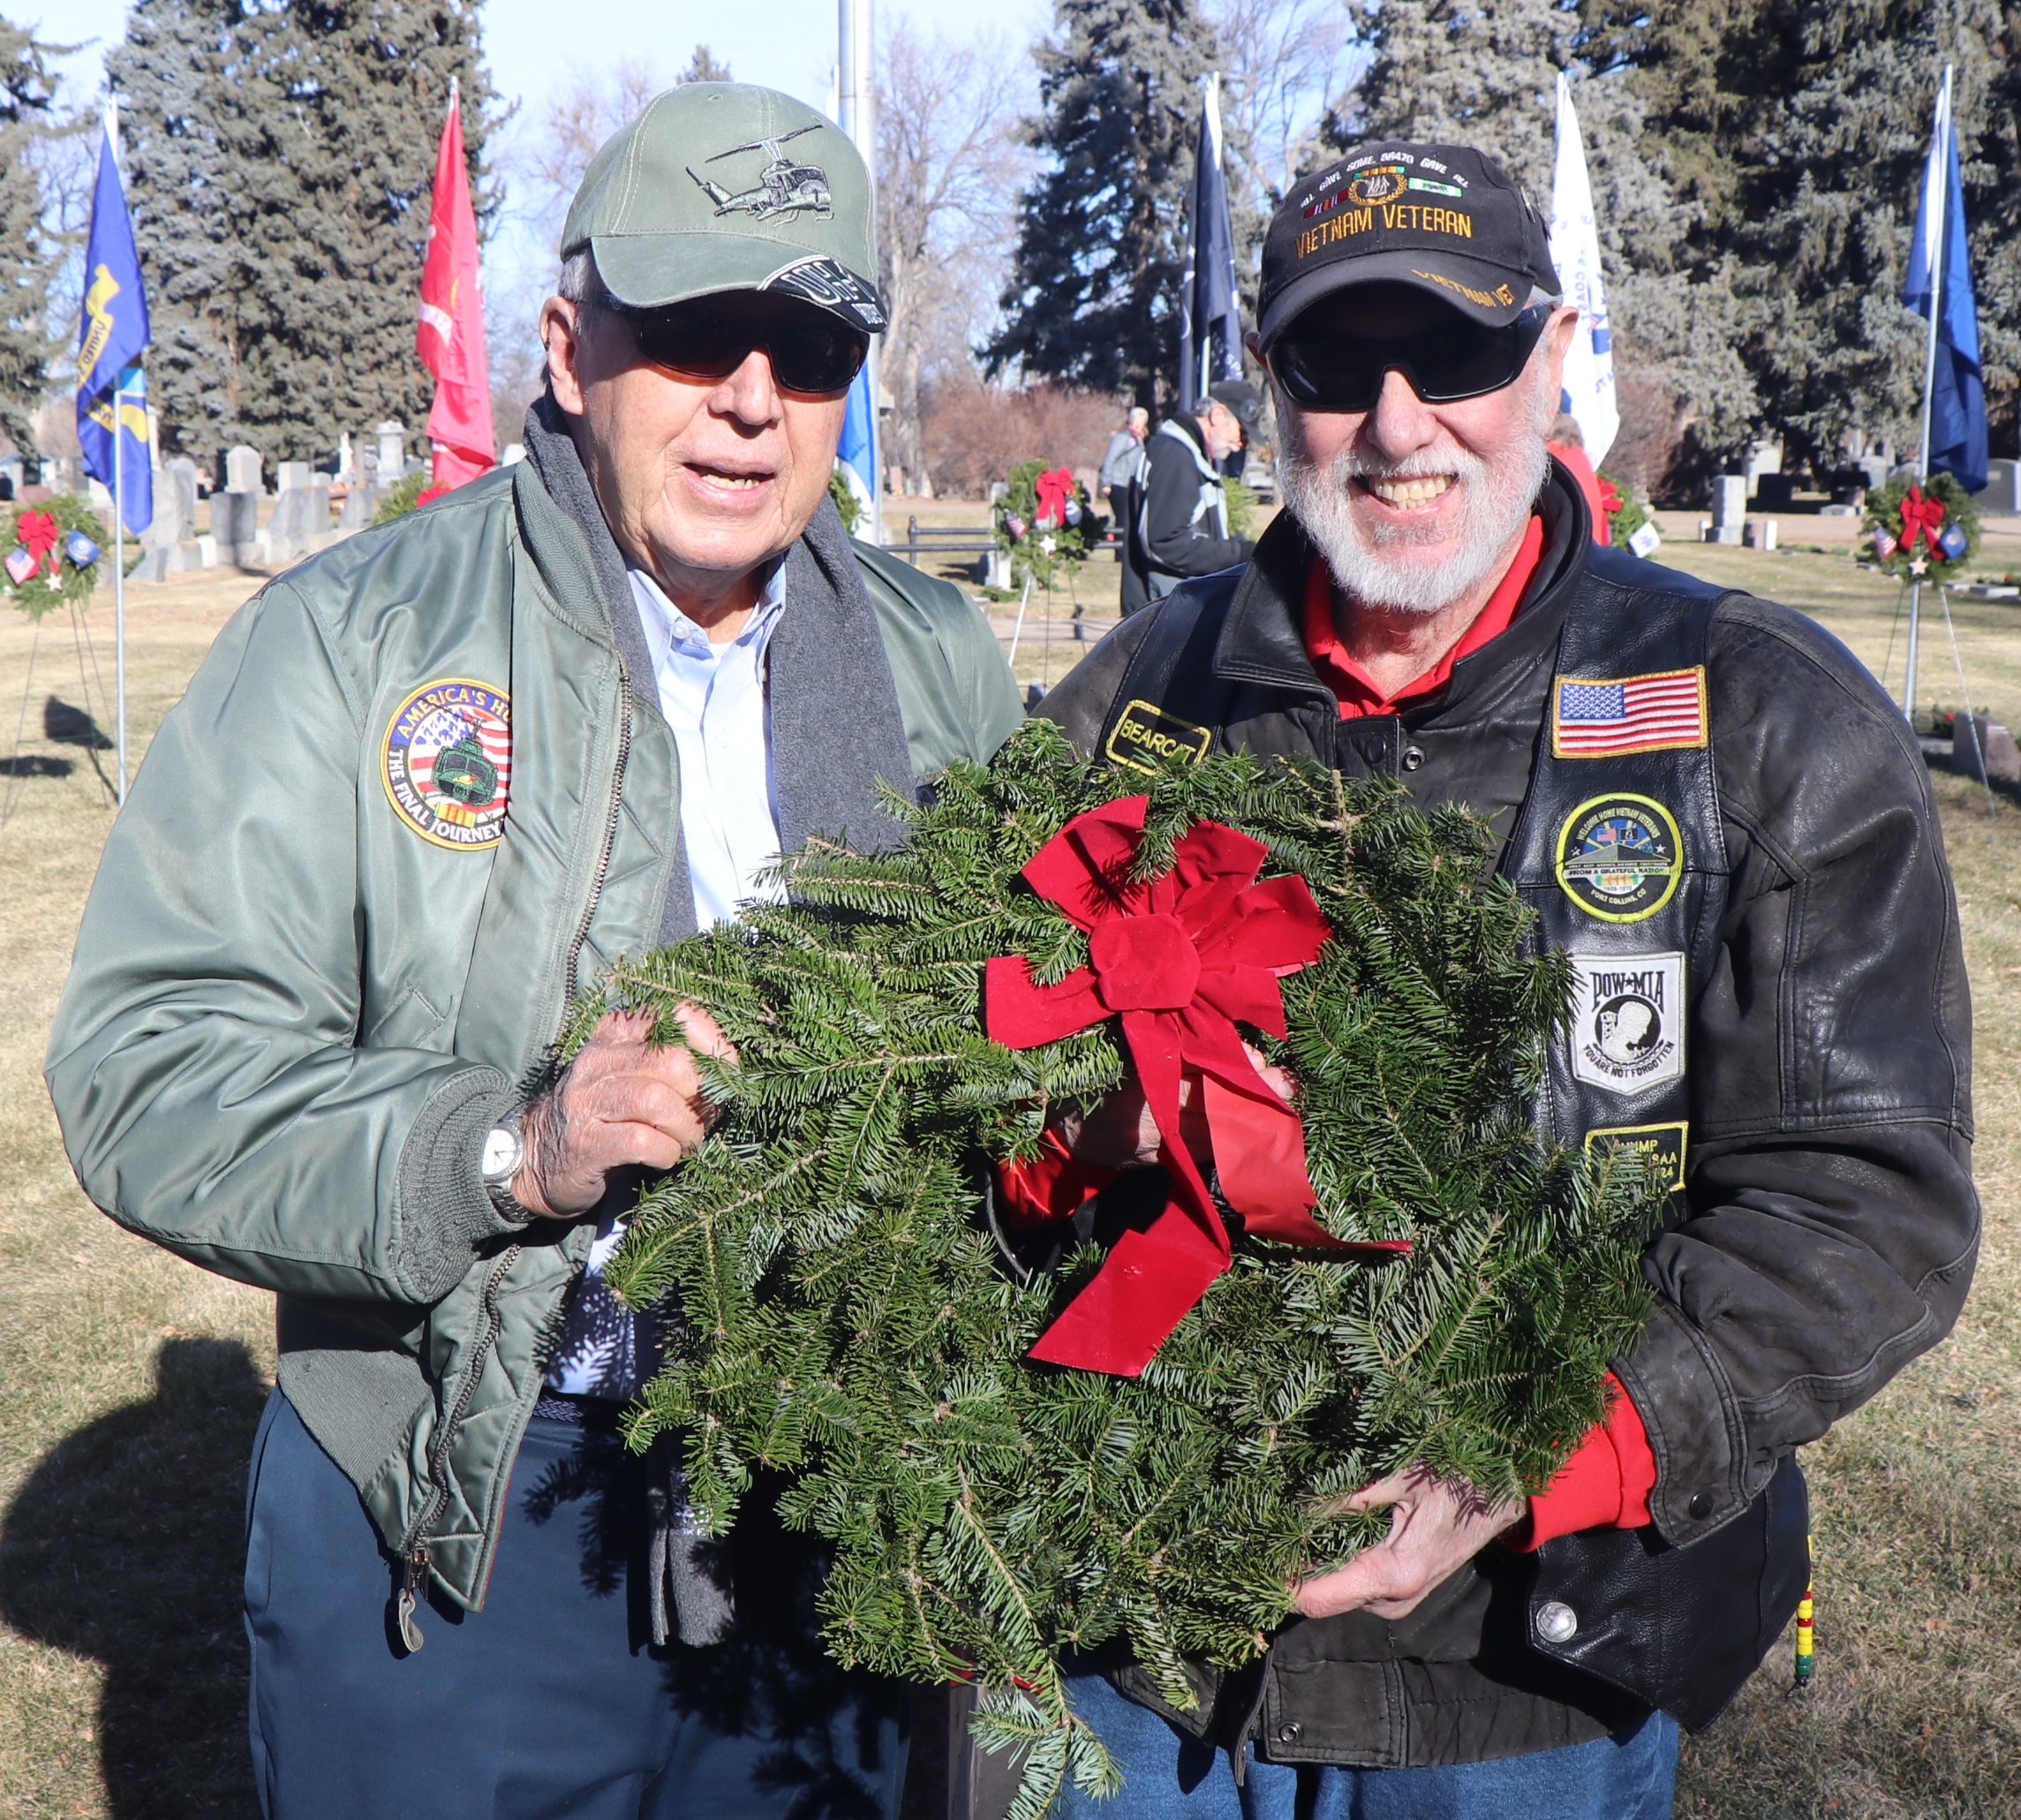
[1552,668,1707,758]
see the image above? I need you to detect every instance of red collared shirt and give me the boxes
[1302,514,1547,718]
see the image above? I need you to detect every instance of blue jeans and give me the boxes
[1053,1668,1678,1820]
[244,1392,907,1820]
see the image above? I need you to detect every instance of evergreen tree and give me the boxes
[111,0,501,466]
[0,19,72,460]
[988,0,1257,409]
[1723,0,2006,467]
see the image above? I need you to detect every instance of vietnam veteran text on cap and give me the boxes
[562,83,888,333]
[1256,142,1560,347]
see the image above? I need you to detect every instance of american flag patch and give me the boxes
[1552,668,1708,758]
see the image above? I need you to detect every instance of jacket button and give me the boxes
[1688,1492,1713,1521]
[1401,744,1425,771]
[1364,738,1389,763]
[1277,1723,1301,1742]
[1535,1600,1579,1643]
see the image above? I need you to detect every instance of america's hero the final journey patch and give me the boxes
[382,678,512,850]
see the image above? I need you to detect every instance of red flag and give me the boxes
[417,83,494,495]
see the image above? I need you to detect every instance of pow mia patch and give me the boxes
[382,678,511,850]
[1555,794,1684,923]
[1105,699,1213,775]
[1569,952,1685,1093]
[1585,1121,1688,1191]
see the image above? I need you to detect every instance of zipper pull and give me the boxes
[395,1548,429,1653]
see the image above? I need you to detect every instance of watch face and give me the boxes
[481,1124,523,1183]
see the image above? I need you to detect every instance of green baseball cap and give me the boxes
[562,82,887,333]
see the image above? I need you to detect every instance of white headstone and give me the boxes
[275,460,313,495]
[337,432,354,481]
[1711,475,1746,546]
[145,458,199,549]
[225,445,262,495]
[376,422,406,480]
[1975,458,2020,516]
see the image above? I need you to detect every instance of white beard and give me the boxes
[1277,375,1552,617]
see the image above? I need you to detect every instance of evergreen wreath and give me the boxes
[573,721,1665,1817]
[1864,470,1980,581]
[993,458,1092,591]
[5,496,109,619]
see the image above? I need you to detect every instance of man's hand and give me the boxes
[510,1005,734,1218]
[1055,1046,1294,1170]
[1294,1467,1525,1621]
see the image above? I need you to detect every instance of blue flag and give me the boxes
[1904,81,1987,495]
[1177,79,1241,416]
[76,122,152,535]
[836,367,876,528]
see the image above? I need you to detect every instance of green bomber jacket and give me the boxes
[45,457,1023,1611]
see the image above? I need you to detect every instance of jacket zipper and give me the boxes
[564,689,632,1004]
[394,1240,520,1651]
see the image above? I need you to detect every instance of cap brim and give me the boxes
[589,232,888,333]
[1257,250,1542,349]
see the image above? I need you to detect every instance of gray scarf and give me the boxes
[521,392,916,1647]
[521,392,916,944]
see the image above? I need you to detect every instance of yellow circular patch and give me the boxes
[381,677,511,851]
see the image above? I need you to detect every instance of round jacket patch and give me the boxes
[1554,793,1683,923]
[382,678,511,850]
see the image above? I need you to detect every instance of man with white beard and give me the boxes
[986,141,1977,1820]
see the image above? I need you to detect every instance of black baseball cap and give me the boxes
[1256,142,1561,349]
[1207,380,1262,428]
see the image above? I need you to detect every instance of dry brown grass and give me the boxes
[0,542,2017,1816]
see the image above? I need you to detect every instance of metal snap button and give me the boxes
[1401,744,1425,771]
[1364,738,1388,764]
[1278,1722,1301,1742]
[1688,1492,1713,1521]
[1536,1600,1579,1643]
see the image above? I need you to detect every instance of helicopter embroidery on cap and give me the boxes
[688,125,833,223]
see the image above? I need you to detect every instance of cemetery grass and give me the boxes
[0,547,2016,1815]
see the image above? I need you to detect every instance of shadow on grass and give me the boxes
[0,1337,267,1818]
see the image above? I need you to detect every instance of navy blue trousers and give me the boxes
[244,1392,908,1820]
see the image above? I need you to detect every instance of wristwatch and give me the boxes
[480,1111,527,1213]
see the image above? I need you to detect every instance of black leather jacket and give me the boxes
[1022,468,1979,1771]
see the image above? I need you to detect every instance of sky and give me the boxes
[49,0,1050,122]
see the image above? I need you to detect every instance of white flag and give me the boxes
[1550,73,1618,463]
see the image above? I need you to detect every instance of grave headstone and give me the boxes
[143,458,199,551]
[1975,459,2020,516]
[268,480,332,562]
[225,445,262,495]
[338,432,354,481]
[376,422,406,480]
[1711,475,1746,546]
[337,486,381,530]
[1951,716,2021,785]
[275,460,313,495]
[215,489,260,560]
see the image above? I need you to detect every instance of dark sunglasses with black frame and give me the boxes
[600,291,871,397]
[1267,305,1553,414]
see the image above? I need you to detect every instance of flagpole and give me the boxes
[1904,63,1952,727]
[109,100,128,806]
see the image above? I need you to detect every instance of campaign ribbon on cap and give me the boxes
[985,797,1410,1377]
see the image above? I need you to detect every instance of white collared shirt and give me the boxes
[544,560,789,1401]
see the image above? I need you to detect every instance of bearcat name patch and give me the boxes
[382,677,511,850]
[1105,699,1214,775]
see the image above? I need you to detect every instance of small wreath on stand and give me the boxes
[1864,471,1980,582]
[993,459,1092,591]
[4,497,109,620]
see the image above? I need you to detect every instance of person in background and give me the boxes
[1210,379,1263,479]
[1547,411,1613,546]
[1123,381,1257,615]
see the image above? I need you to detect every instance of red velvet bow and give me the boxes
[18,510,57,575]
[1033,466,1076,531]
[1898,486,1946,556]
[986,798,1409,1376]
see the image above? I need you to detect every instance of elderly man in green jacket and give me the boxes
[46,84,1021,1820]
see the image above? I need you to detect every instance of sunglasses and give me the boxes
[1267,306,1551,413]
[606,294,870,396]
